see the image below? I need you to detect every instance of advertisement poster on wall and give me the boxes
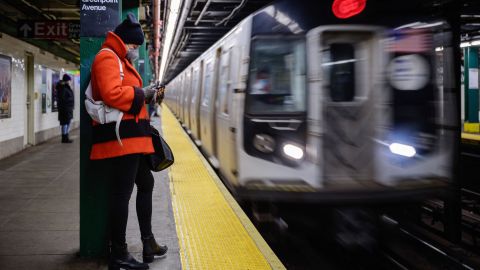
[41,67,47,113]
[51,72,60,112]
[0,54,12,119]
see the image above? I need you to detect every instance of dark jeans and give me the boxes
[109,154,154,246]
[60,120,71,135]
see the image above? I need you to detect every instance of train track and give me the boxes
[421,194,480,247]
[460,143,480,192]
[250,210,480,269]
[380,215,479,270]
[383,183,480,268]
[242,153,480,270]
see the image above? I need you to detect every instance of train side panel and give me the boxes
[189,62,202,143]
[187,68,194,131]
[164,0,455,203]
[199,51,219,164]
[181,73,187,124]
[215,24,248,186]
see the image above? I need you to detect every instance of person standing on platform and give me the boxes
[157,85,165,106]
[56,74,74,143]
[149,85,164,118]
[89,13,166,270]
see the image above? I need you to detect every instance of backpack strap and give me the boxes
[85,48,124,100]
[99,48,125,146]
[98,48,124,80]
[87,48,125,147]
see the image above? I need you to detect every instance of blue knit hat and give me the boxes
[114,13,144,45]
[62,74,71,81]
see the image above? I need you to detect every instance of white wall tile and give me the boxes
[0,33,79,148]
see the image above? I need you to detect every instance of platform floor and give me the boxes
[162,106,284,270]
[0,126,180,270]
[0,108,284,269]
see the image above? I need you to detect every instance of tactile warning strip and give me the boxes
[162,106,285,270]
[462,132,480,141]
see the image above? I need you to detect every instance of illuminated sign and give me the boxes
[17,21,79,39]
[388,54,430,91]
[332,0,366,19]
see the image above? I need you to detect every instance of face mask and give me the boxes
[126,47,139,62]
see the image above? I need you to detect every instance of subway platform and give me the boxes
[0,108,284,270]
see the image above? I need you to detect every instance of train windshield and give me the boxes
[246,37,306,114]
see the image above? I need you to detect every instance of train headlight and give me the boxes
[389,143,416,157]
[283,143,304,160]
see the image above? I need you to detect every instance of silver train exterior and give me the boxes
[164,0,458,203]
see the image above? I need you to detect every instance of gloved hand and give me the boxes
[142,85,157,104]
[156,90,165,105]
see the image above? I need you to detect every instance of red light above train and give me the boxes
[332,0,366,19]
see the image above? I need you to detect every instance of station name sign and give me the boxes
[81,0,118,11]
[17,21,79,40]
[80,0,119,37]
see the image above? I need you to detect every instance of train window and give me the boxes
[192,68,199,102]
[185,72,191,105]
[323,43,355,102]
[246,37,306,114]
[220,50,231,115]
[202,62,212,106]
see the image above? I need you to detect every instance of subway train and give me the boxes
[164,0,458,205]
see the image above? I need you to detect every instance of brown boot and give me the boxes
[142,236,168,263]
[110,243,149,270]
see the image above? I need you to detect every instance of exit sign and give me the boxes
[17,21,80,40]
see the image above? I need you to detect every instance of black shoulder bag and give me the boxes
[147,125,174,172]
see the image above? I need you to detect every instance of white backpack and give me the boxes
[85,48,124,146]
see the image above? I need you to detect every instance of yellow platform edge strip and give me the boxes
[162,106,285,270]
[463,123,480,133]
[462,132,480,141]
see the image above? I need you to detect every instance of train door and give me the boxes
[197,60,204,142]
[179,77,184,121]
[211,48,222,166]
[229,44,243,179]
[178,77,183,120]
[307,26,382,184]
[184,69,192,131]
[186,67,194,131]
[175,80,179,116]
[170,81,175,114]
[173,78,180,118]
[176,79,180,117]
[180,75,186,124]
[170,80,175,115]
[170,81,174,114]
[25,52,35,146]
[190,65,201,142]
[216,47,237,182]
[199,55,218,164]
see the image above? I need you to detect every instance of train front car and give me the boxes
[237,0,457,203]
